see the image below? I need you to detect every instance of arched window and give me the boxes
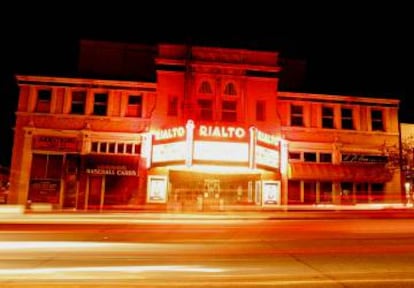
[199,81,212,94]
[224,82,237,95]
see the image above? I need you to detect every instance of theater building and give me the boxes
[8,41,402,211]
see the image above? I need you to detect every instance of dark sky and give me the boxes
[0,5,412,167]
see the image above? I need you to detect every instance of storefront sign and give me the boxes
[86,165,137,176]
[342,154,388,163]
[154,126,186,141]
[29,179,60,204]
[33,135,79,152]
[256,130,279,146]
[198,125,246,139]
[84,155,139,177]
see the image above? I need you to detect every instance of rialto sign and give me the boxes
[154,124,248,141]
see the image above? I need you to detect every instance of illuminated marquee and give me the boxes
[154,126,185,141]
[256,130,278,146]
[151,121,280,168]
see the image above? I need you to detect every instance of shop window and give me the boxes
[356,183,369,203]
[319,153,332,163]
[371,109,384,131]
[71,91,86,115]
[291,104,304,126]
[199,81,212,94]
[36,89,52,113]
[322,106,334,128]
[304,152,317,162]
[304,181,316,204]
[29,154,63,204]
[198,99,213,120]
[222,100,237,122]
[341,182,354,204]
[256,101,266,121]
[108,143,116,153]
[91,142,98,152]
[134,144,141,154]
[126,95,142,117]
[320,182,333,203]
[224,82,237,95]
[341,107,354,130]
[126,143,133,154]
[289,152,301,161]
[371,183,384,202]
[288,180,301,204]
[118,143,125,153]
[168,95,179,116]
[100,142,108,153]
[93,93,107,116]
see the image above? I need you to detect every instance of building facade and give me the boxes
[8,42,402,211]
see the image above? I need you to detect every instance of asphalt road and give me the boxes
[1,212,414,287]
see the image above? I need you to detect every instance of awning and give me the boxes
[288,162,393,182]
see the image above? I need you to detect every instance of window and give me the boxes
[224,82,237,95]
[289,152,301,160]
[90,141,140,155]
[93,93,108,116]
[222,100,237,122]
[126,95,142,117]
[341,107,354,130]
[199,81,212,94]
[168,96,178,116]
[322,106,334,128]
[71,91,86,114]
[198,99,213,120]
[36,89,52,113]
[291,104,304,126]
[320,182,333,203]
[304,152,317,162]
[256,101,266,121]
[371,109,384,131]
[319,153,332,163]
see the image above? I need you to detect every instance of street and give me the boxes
[1,211,414,287]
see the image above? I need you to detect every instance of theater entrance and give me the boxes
[168,170,261,211]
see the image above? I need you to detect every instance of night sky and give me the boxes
[1,5,411,167]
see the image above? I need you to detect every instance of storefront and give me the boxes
[143,120,281,211]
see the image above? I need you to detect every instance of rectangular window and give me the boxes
[256,101,266,121]
[198,99,213,120]
[222,100,237,122]
[371,109,384,131]
[320,182,333,203]
[36,89,52,113]
[168,96,179,116]
[71,91,86,115]
[287,180,301,204]
[291,104,304,126]
[91,142,98,153]
[126,95,142,117]
[341,107,354,130]
[322,106,334,128]
[319,153,332,163]
[93,93,108,116]
[304,181,316,204]
[304,152,317,162]
[289,152,301,160]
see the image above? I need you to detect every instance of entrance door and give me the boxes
[203,179,220,211]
